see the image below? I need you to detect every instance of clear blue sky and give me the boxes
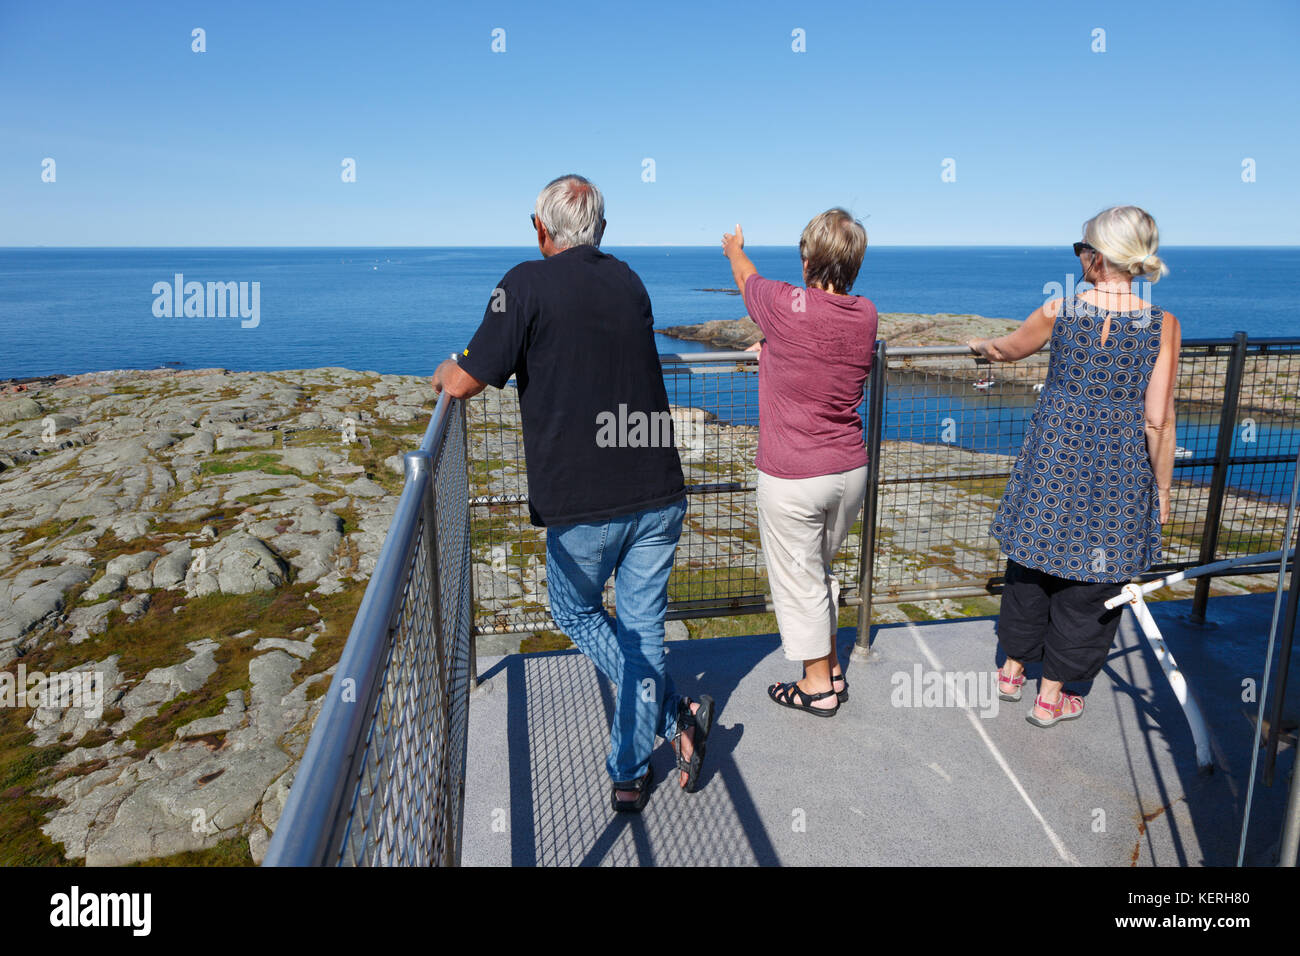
[1,0,1296,246]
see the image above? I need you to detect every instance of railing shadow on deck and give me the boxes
[486,634,786,866]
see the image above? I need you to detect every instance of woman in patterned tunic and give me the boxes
[969,206,1182,727]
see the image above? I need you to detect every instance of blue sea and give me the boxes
[2,246,1298,504]
[1,246,1296,381]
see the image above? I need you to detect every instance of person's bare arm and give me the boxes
[722,224,757,293]
[432,353,488,400]
[969,300,1060,362]
[1144,312,1181,523]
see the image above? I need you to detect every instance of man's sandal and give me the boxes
[768,680,839,718]
[611,766,653,813]
[674,695,715,794]
[996,667,1025,702]
[1025,692,1084,728]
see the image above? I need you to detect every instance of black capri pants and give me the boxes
[997,559,1126,684]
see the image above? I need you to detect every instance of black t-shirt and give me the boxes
[458,245,685,527]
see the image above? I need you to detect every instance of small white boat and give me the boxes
[1174,447,1194,459]
[973,377,995,390]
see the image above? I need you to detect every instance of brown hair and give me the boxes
[799,208,868,293]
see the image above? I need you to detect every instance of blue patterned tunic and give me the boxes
[990,296,1164,583]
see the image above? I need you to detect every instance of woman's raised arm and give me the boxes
[722,224,757,293]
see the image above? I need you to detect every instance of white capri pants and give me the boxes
[756,465,869,661]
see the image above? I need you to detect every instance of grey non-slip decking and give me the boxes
[461,592,1298,866]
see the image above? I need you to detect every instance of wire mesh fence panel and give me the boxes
[337,510,444,865]
[664,359,766,614]
[467,356,871,634]
[871,340,1300,602]
[467,385,551,634]
[1210,341,1300,562]
[1162,341,1237,571]
[468,339,1299,630]
[325,404,473,867]
[433,403,473,863]
[872,349,1050,598]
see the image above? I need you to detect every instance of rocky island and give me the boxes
[656,312,1025,350]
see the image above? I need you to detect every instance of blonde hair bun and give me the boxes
[1082,205,1169,284]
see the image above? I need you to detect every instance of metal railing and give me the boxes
[267,330,1300,866]
[471,334,1300,647]
[264,391,474,866]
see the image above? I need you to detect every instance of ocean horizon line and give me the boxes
[3,244,1298,251]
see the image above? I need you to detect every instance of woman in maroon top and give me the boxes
[722,209,878,717]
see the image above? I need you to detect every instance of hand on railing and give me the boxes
[431,352,458,396]
[432,353,488,400]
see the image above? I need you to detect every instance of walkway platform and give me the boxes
[462,593,1298,866]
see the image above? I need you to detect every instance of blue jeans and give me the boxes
[545,497,687,783]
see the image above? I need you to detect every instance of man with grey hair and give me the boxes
[433,174,714,811]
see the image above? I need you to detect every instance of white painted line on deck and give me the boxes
[906,624,1081,867]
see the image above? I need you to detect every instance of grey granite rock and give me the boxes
[151,546,191,589]
[115,639,219,732]
[83,573,126,601]
[106,550,158,577]
[0,565,94,659]
[66,600,117,643]
[174,430,216,456]
[185,533,288,597]
[0,396,44,422]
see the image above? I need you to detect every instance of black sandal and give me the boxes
[833,671,849,703]
[673,695,714,794]
[803,665,849,703]
[611,765,653,813]
[768,680,839,718]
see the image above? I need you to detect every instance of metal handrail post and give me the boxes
[855,339,887,653]
[1281,756,1300,866]
[1191,331,1249,623]
[1235,443,1300,864]
[1265,448,1300,786]
[1112,584,1215,773]
[1268,515,1300,868]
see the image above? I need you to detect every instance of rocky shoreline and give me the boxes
[0,366,428,865]
[656,312,1024,351]
[657,314,1300,416]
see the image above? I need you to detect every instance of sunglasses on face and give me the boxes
[1073,241,1096,257]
